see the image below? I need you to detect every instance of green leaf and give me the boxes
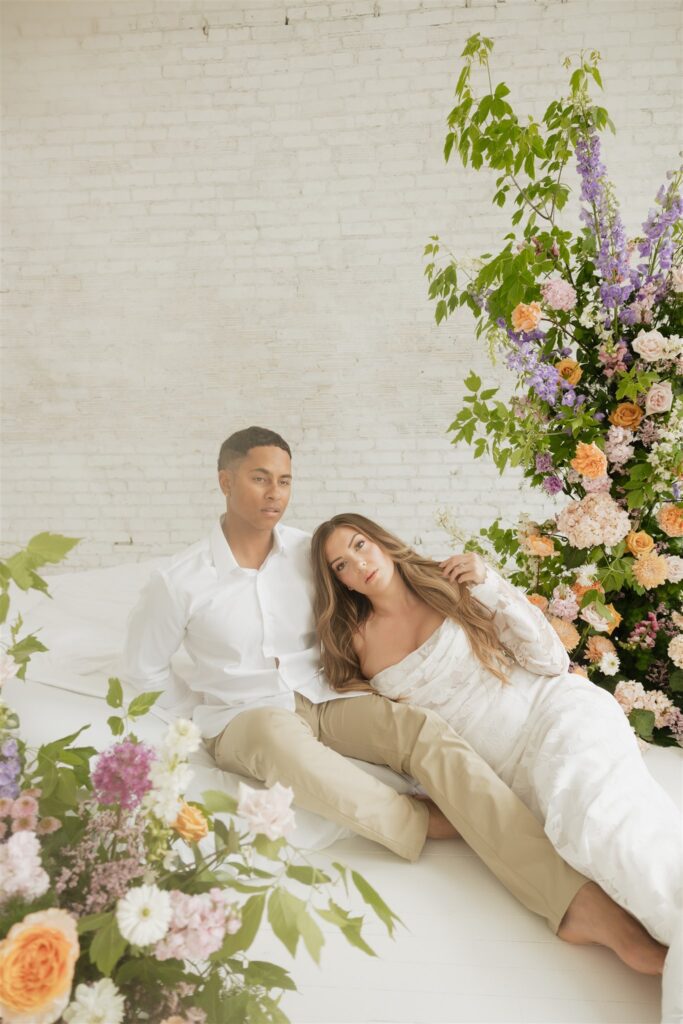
[629,709,655,741]
[285,864,331,886]
[5,553,35,590]
[78,911,115,934]
[55,768,79,808]
[106,677,124,709]
[252,834,286,859]
[88,914,127,975]
[243,960,297,993]
[297,907,325,964]
[107,716,124,737]
[351,870,403,936]
[669,670,683,694]
[27,532,80,564]
[212,894,265,958]
[202,789,239,815]
[0,593,10,625]
[464,371,481,392]
[267,888,305,957]
[127,690,163,717]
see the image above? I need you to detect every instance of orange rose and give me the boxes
[603,603,622,635]
[527,593,549,612]
[570,442,608,480]
[656,503,683,538]
[609,402,644,429]
[172,801,209,843]
[632,552,669,591]
[555,358,582,385]
[0,909,78,1024]
[584,635,616,664]
[548,616,580,652]
[571,580,604,600]
[525,534,556,558]
[511,301,542,333]
[626,530,655,557]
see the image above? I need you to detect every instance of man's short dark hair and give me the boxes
[217,426,292,471]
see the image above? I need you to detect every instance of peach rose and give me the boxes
[632,551,669,590]
[609,403,644,429]
[570,442,608,480]
[548,616,580,652]
[656,504,683,538]
[603,603,622,635]
[172,801,209,843]
[626,530,655,557]
[511,301,542,333]
[555,358,582,385]
[527,593,549,612]
[525,534,556,558]
[584,635,616,664]
[0,909,78,1024]
[571,580,605,601]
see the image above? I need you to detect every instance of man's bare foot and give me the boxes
[558,882,666,975]
[413,794,460,840]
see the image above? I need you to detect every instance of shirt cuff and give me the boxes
[469,566,501,609]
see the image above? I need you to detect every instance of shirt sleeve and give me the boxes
[122,571,194,710]
[469,566,570,677]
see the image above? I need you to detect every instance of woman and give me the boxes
[312,513,682,1015]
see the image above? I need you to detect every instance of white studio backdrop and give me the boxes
[2,0,682,568]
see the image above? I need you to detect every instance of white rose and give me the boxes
[162,718,201,759]
[580,606,610,633]
[237,781,296,840]
[665,556,683,583]
[645,381,673,416]
[671,265,683,293]
[632,329,668,362]
[63,979,126,1024]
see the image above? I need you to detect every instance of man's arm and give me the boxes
[123,571,194,711]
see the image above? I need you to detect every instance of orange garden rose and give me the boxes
[172,801,209,843]
[548,616,580,652]
[584,635,617,664]
[570,442,607,479]
[511,301,542,333]
[656,503,683,538]
[0,909,79,1024]
[602,604,622,635]
[527,593,549,612]
[555,358,582,385]
[626,530,655,557]
[609,402,644,429]
[525,534,556,558]
[632,551,669,590]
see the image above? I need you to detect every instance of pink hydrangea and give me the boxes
[582,474,612,494]
[604,425,635,467]
[614,679,676,729]
[540,278,577,311]
[154,889,241,962]
[92,739,156,810]
[555,492,631,549]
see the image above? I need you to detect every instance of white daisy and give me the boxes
[599,652,620,676]
[63,979,125,1024]
[115,884,172,946]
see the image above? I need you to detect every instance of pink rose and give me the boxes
[644,381,673,415]
[632,329,667,362]
[236,781,296,840]
[665,556,683,583]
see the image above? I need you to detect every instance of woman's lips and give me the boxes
[365,569,378,584]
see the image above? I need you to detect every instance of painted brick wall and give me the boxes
[2,0,682,568]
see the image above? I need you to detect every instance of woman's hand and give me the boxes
[440,552,487,586]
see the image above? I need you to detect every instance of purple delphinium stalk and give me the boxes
[636,172,683,283]
[575,132,632,320]
[92,738,156,810]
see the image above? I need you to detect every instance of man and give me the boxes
[124,426,666,972]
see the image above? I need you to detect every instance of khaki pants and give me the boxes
[207,692,586,932]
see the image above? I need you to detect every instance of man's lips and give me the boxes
[262,508,280,515]
[365,569,378,584]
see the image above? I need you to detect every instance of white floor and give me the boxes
[8,677,681,1024]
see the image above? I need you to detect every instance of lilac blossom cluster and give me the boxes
[575,133,632,317]
[0,737,21,800]
[154,888,241,962]
[92,738,156,810]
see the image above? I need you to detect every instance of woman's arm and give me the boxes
[441,554,570,677]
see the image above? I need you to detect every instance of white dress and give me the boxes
[369,567,682,948]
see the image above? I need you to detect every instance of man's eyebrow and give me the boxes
[250,468,292,479]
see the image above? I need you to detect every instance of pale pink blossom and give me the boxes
[604,425,635,468]
[582,474,612,494]
[580,606,611,633]
[540,278,577,311]
[644,381,673,415]
[632,328,668,362]
[556,492,631,549]
[670,265,683,293]
[669,635,683,670]
[614,679,676,729]
[547,585,580,622]
[237,781,296,840]
[10,795,39,818]
[0,830,50,902]
[664,556,683,583]
[0,651,19,687]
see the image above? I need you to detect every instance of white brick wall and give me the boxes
[2,0,682,568]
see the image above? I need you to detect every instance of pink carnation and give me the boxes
[540,278,577,311]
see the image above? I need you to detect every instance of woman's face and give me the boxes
[324,526,395,596]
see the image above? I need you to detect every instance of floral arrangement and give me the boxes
[0,537,399,1023]
[426,36,683,747]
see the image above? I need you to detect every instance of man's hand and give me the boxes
[439,552,487,586]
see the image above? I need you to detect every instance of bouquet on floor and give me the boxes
[0,537,399,1024]
[426,36,683,747]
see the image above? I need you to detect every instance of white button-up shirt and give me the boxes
[123,519,363,738]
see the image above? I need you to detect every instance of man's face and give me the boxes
[219,446,292,531]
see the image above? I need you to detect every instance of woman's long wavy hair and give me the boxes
[311,513,509,694]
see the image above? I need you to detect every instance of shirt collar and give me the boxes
[210,518,287,579]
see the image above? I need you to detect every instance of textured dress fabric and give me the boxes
[369,567,682,947]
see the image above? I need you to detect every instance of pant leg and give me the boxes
[211,702,429,861]
[311,691,587,933]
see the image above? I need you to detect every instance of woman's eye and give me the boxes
[356,540,365,550]
[335,562,345,573]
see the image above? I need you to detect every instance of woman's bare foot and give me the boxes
[558,882,666,975]
[413,794,460,839]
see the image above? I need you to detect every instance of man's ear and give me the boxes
[218,469,232,497]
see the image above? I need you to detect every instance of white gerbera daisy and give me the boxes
[115,884,172,946]
[599,651,620,676]
[63,979,125,1024]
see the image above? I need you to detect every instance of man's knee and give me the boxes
[221,706,306,776]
